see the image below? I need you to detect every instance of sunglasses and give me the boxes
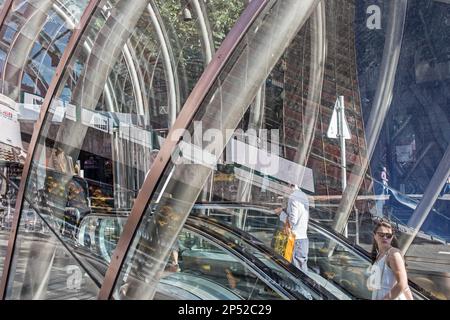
[376,232,393,239]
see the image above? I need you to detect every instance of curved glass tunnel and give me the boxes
[0,0,448,300]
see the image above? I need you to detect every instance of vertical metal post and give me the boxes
[337,95,348,237]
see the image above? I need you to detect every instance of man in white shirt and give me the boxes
[274,184,310,271]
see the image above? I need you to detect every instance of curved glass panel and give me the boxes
[191,204,371,299]
[204,0,246,50]
[78,213,327,300]
[0,0,87,100]
[0,172,17,277]
[0,0,89,292]
[114,0,325,299]
[191,203,427,300]
[4,0,137,299]
[354,0,450,299]
[4,0,249,299]
[159,228,283,300]
[1,0,449,300]
[115,0,448,300]
[6,212,100,299]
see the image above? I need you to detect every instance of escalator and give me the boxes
[76,203,431,300]
[190,203,432,300]
[0,169,434,299]
[78,212,337,300]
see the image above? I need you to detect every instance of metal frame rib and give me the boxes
[97,0,269,300]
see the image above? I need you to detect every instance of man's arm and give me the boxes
[288,201,301,226]
[274,207,287,223]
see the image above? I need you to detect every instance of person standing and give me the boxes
[439,175,450,197]
[274,184,310,272]
[381,166,389,195]
[367,220,413,300]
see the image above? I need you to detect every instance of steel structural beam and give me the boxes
[97,0,270,300]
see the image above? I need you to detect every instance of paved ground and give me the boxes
[0,229,98,300]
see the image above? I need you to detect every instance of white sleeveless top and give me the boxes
[368,248,407,300]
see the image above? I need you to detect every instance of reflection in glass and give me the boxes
[114,0,328,300]
[0,0,90,295]
[3,0,248,299]
[115,0,448,300]
[79,213,326,300]
[0,0,449,300]
[6,212,99,299]
[191,204,372,300]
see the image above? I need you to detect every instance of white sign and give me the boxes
[50,99,66,122]
[327,97,351,139]
[229,139,315,192]
[23,92,44,107]
[82,109,110,133]
[159,105,168,115]
[66,103,76,121]
[0,94,24,150]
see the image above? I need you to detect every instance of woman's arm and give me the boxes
[383,249,409,299]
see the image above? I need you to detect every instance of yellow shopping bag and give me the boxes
[284,233,295,262]
[272,229,295,262]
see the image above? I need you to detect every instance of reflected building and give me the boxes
[212,0,373,236]
[281,0,372,216]
[356,0,450,236]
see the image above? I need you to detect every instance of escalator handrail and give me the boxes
[81,211,339,299]
[188,214,358,299]
[190,202,434,300]
[82,206,433,300]
[182,223,321,300]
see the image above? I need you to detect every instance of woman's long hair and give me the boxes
[370,219,400,264]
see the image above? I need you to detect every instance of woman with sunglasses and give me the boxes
[368,220,413,300]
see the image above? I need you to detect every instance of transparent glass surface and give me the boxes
[0,0,448,300]
[6,210,99,299]
[114,0,330,299]
[4,0,248,299]
[353,1,450,301]
[0,173,16,277]
[193,205,433,300]
[79,213,326,300]
[0,0,89,293]
[191,204,371,299]
[0,0,87,100]
[115,0,447,300]
[205,0,246,50]
[173,229,287,300]
[5,0,135,298]
[157,0,247,101]
[404,198,450,300]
